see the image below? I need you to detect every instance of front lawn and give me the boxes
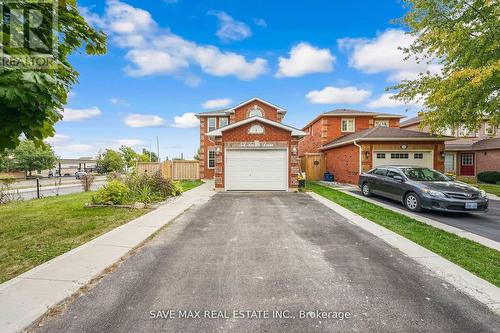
[0,180,204,283]
[478,184,500,197]
[305,181,500,287]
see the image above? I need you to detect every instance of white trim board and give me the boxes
[308,192,500,315]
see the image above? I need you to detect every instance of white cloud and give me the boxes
[87,1,267,81]
[276,43,335,78]
[367,93,423,109]
[110,97,129,106]
[306,86,371,104]
[45,134,70,145]
[202,98,232,109]
[65,144,95,154]
[209,11,252,42]
[172,113,199,128]
[253,18,267,27]
[115,139,144,147]
[338,29,442,81]
[63,107,102,121]
[124,114,165,127]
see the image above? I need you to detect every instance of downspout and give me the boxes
[353,140,362,175]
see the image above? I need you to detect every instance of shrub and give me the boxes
[477,171,500,184]
[80,174,95,192]
[93,180,129,204]
[124,173,182,203]
[106,172,123,182]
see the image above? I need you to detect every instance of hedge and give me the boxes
[477,171,500,184]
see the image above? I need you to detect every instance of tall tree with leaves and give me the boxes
[391,0,499,133]
[0,1,106,150]
[10,140,58,177]
[119,146,139,169]
[97,149,125,173]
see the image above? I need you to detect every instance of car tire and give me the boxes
[361,182,372,197]
[405,192,422,212]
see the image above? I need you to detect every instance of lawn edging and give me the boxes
[307,190,500,316]
[0,180,214,333]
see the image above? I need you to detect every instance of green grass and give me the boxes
[0,180,203,283]
[478,184,500,197]
[305,181,500,287]
[178,179,204,192]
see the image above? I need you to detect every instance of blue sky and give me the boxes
[50,0,435,159]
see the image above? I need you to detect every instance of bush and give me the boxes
[477,171,500,184]
[124,173,182,203]
[80,174,95,192]
[93,180,129,204]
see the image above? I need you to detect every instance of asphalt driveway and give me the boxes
[350,189,500,242]
[34,193,500,333]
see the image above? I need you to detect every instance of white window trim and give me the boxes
[207,149,216,169]
[208,117,217,132]
[248,124,265,134]
[219,117,228,128]
[374,119,389,127]
[341,118,355,132]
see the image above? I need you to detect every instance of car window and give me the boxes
[401,167,449,181]
[386,170,401,178]
[372,168,387,176]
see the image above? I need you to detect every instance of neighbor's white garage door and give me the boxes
[373,151,433,168]
[225,149,287,191]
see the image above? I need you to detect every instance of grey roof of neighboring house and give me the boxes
[321,126,452,150]
[302,109,404,130]
[400,115,422,127]
[195,109,232,117]
[446,137,500,151]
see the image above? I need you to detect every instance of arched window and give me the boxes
[248,124,265,134]
[248,105,264,117]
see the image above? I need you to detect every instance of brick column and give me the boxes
[289,137,300,190]
[199,118,206,179]
[214,137,224,189]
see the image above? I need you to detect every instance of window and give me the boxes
[374,120,389,127]
[414,153,423,159]
[207,149,216,169]
[341,118,355,132]
[485,123,496,136]
[461,153,474,166]
[372,168,387,176]
[457,125,477,137]
[376,153,386,159]
[387,170,402,179]
[219,117,228,128]
[208,118,216,132]
[248,105,264,117]
[248,124,265,134]
[390,153,409,159]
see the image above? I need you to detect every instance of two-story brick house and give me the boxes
[195,97,306,191]
[401,115,500,177]
[299,109,451,184]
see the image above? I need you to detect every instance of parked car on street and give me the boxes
[75,171,87,179]
[358,166,489,213]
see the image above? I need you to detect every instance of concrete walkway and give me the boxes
[0,181,215,333]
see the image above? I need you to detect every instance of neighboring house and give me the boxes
[195,97,306,191]
[401,115,500,177]
[298,109,403,156]
[299,109,451,184]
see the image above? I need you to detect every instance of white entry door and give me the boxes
[225,149,288,191]
[373,151,433,168]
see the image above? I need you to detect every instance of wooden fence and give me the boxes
[300,153,326,180]
[136,160,199,180]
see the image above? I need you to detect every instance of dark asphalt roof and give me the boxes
[446,137,500,151]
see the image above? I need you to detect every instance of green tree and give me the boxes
[391,0,499,133]
[141,149,159,162]
[119,146,139,168]
[97,149,125,173]
[0,1,106,150]
[193,148,201,161]
[10,140,57,177]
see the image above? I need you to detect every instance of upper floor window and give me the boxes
[457,125,477,137]
[248,124,265,134]
[208,118,216,132]
[219,117,229,128]
[341,118,355,132]
[374,120,389,127]
[248,105,264,117]
[485,123,497,136]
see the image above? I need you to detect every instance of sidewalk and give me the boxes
[0,181,215,333]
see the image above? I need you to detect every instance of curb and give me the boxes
[308,192,500,316]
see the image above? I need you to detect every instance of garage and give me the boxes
[373,151,433,168]
[225,149,288,191]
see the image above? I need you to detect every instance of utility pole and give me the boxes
[156,136,161,163]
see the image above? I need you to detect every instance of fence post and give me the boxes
[36,178,40,199]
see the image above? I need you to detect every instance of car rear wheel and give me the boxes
[405,192,422,212]
[361,182,372,197]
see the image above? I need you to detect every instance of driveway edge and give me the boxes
[0,181,216,333]
[308,192,500,316]
[339,189,500,251]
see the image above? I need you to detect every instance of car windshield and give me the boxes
[401,167,450,181]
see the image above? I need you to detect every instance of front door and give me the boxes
[460,153,475,176]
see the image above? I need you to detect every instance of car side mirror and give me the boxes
[393,175,404,182]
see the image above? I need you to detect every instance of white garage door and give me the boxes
[373,151,433,168]
[225,149,287,191]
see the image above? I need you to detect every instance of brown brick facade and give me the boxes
[476,149,500,174]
